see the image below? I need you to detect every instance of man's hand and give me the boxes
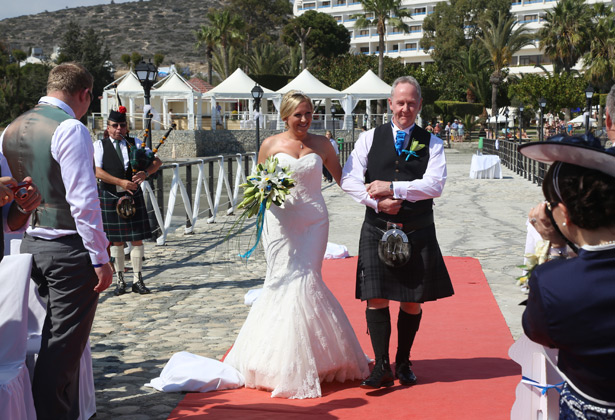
[366,180,394,199]
[13,177,42,212]
[378,198,402,215]
[121,179,138,193]
[0,176,16,207]
[132,171,148,185]
[93,263,113,293]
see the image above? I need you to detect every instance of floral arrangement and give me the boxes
[402,140,425,160]
[231,156,295,258]
[516,240,550,290]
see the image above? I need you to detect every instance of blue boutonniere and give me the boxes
[401,140,425,161]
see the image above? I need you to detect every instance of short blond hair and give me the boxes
[280,90,313,127]
[47,62,93,95]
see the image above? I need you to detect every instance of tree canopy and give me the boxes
[282,10,350,66]
[57,21,114,113]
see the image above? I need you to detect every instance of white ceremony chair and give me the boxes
[0,253,37,420]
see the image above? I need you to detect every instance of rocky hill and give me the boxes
[0,0,223,70]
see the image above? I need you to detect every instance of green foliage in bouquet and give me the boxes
[229,156,296,258]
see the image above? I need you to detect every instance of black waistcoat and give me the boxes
[365,123,433,225]
[99,137,134,193]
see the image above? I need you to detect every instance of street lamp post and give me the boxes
[331,106,337,139]
[135,60,158,149]
[518,105,524,142]
[585,85,594,136]
[539,97,546,141]
[251,84,264,154]
[134,60,159,238]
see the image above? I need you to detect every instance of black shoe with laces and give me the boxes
[131,273,151,295]
[360,358,395,389]
[113,273,127,296]
[395,360,417,386]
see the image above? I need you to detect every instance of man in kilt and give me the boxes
[341,76,453,389]
[94,108,162,295]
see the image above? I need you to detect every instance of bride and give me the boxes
[224,90,369,398]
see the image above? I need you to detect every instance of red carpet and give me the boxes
[168,257,519,419]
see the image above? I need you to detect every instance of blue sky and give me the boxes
[0,0,140,20]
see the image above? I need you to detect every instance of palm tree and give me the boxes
[479,11,533,126]
[211,45,244,82]
[453,43,492,107]
[207,10,245,79]
[354,0,411,115]
[583,3,615,90]
[194,25,217,84]
[245,43,289,76]
[538,0,590,75]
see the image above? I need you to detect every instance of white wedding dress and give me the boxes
[224,152,369,399]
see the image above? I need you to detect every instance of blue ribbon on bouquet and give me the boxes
[401,149,419,161]
[521,376,565,395]
[239,201,266,259]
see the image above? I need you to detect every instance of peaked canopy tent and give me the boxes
[275,69,344,130]
[203,68,276,130]
[102,71,152,129]
[341,69,392,129]
[151,68,204,130]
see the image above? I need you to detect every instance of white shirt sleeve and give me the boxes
[50,120,110,264]
[392,134,447,202]
[93,139,104,168]
[340,129,379,211]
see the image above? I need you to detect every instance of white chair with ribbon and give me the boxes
[0,253,37,420]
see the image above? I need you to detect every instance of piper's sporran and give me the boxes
[116,195,137,219]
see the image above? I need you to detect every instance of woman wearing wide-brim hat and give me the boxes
[520,134,615,418]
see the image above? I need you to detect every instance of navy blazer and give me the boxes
[522,247,615,402]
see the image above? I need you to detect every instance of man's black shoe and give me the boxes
[113,273,126,296]
[395,361,417,386]
[360,360,395,389]
[132,273,151,294]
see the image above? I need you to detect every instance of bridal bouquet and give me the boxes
[231,156,295,258]
[516,240,550,290]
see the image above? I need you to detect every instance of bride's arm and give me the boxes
[258,136,276,163]
[320,137,342,185]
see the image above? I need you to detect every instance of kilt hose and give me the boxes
[99,187,152,243]
[356,221,454,303]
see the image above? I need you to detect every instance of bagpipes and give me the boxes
[129,123,176,173]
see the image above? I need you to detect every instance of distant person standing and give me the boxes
[1,62,112,420]
[457,121,465,141]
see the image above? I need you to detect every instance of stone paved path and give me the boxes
[90,147,544,419]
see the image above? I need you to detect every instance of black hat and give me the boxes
[109,106,127,123]
[518,134,615,178]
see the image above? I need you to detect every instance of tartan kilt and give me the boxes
[99,187,152,243]
[356,221,454,303]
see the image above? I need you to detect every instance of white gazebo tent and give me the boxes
[101,71,150,129]
[151,68,203,130]
[275,69,344,130]
[341,69,392,129]
[203,68,276,130]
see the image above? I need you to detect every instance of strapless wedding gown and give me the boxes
[224,152,369,399]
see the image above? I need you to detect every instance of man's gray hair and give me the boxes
[606,85,615,123]
[391,76,422,99]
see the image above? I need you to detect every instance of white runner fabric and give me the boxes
[146,351,244,393]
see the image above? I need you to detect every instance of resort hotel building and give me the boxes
[293,0,613,75]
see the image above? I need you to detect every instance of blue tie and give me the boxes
[395,130,406,155]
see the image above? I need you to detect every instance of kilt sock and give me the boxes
[130,245,144,281]
[366,307,391,363]
[110,245,125,282]
[396,309,422,364]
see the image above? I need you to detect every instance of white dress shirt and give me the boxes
[340,122,447,212]
[93,136,148,170]
[0,96,110,265]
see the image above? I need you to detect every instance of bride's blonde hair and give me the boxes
[280,90,313,128]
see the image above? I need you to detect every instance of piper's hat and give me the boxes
[518,133,615,178]
[109,106,127,123]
